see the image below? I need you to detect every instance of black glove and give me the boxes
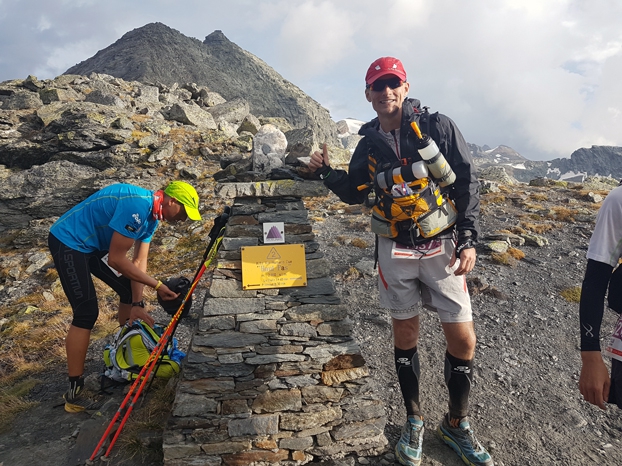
[315,163,333,180]
[455,231,476,259]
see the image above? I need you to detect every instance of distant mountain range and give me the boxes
[470,143,622,182]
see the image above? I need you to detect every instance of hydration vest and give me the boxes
[362,110,458,243]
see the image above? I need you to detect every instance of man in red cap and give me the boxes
[308,57,491,466]
[48,181,202,412]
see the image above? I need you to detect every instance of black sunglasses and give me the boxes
[368,77,403,92]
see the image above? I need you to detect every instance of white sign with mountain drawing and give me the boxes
[263,222,285,244]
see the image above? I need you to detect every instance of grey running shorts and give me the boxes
[376,236,472,323]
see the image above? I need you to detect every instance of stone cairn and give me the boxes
[162,180,388,465]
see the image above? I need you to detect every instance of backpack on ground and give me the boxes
[102,320,185,383]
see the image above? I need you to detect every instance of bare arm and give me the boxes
[107,231,178,301]
[130,239,149,302]
[126,240,155,326]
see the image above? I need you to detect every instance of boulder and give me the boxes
[198,88,226,107]
[21,75,45,92]
[237,114,261,135]
[207,98,250,127]
[0,161,100,230]
[285,127,321,163]
[84,89,126,107]
[0,90,43,110]
[251,124,287,175]
[258,117,293,133]
[165,102,217,129]
[39,87,82,104]
[50,149,128,170]
[134,84,160,105]
[148,140,175,163]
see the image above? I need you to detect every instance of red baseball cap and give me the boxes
[365,57,407,85]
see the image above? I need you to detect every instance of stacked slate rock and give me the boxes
[163,180,388,465]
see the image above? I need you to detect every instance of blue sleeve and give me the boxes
[108,198,152,241]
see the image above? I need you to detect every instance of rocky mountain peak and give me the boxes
[64,22,339,146]
[204,29,230,45]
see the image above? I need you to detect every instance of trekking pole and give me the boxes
[141,205,232,398]
[88,206,230,463]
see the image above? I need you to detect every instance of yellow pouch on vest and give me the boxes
[371,180,457,240]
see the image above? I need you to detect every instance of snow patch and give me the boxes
[338,118,364,135]
[559,171,587,182]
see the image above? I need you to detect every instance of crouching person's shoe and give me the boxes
[63,377,103,413]
[395,415,424,466]
[437,414,493,466]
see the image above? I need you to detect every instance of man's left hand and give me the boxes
[130,305,155,328]
[450,247,476,275]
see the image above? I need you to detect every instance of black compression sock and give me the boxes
[395,346,421,416]
[444,351,473,420]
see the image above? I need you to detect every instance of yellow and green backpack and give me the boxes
[103,321,185,383]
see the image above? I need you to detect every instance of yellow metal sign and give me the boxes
[241,244,307,290]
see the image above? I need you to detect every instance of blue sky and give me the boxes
[1,0,621,161]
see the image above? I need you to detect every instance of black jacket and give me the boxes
[323,98,480,245]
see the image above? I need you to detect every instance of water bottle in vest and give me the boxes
[410,122,456,187]
[375,161,428,191]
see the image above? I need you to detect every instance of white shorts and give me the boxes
[376,236,472,323]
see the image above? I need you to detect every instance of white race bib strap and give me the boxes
[101,253,122,277]
[391,239,444,260]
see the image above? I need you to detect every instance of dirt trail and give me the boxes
[2,184,622,466]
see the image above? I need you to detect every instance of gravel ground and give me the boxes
[310,185,622,466]
[1,182,621,466]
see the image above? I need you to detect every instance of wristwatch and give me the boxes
[131,300,145,308]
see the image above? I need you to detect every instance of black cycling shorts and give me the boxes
[48,233,132,329]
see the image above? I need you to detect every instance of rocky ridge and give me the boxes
[65,23,340,148]
[470,143,622,183]
[0,71,353,236]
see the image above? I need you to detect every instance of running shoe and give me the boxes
[395,415,424,466]
[437,414,493,466]
[63,379,103,413]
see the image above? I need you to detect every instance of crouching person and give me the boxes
[48,181,202,412]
